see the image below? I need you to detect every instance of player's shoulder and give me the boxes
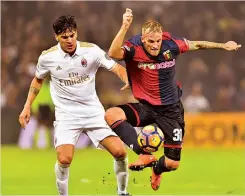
[162,32,189,53]
[79,41,102,51]
[39,45,60,64]
[79,41,105,55]
[162,32,172,40]
[162,32,185,47]
[41,45,59,56]
[79,41,96,48]
[127,34,142,46]
[163,32,186,42]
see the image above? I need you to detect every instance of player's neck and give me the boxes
[60,45,77,56]
[68,50,76,56]
[142,45,159,60]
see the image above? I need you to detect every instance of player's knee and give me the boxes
[57,154,73,165]
[164,147,181,170]
[112,148,127,159]
[165,158,180,170]
[104,107,126,125]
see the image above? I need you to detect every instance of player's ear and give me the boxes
[141,35,145,43]
[55,34,59,42]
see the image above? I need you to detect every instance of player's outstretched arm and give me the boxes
[19,76,44,128]
[108,8,133,60]
[111,63,130,90]
[187,40,242,51]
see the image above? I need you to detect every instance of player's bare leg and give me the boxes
[151,155,180,190]
[100,136,130,196]
[55,144,74,196]
[105,107,157,171]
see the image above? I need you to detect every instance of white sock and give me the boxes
[114,157,129,194]
[55,162,69,196]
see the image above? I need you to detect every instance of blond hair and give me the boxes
[142,20,163,35]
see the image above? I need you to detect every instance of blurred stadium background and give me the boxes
[1,1,245,195]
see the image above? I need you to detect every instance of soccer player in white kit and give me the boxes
[19,15,130,196]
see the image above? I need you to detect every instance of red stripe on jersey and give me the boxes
[162,32,172,40]
[126,103,140,126]
[164,144,182,148]
[124,41,134,47]
[173,38,189,53]
[176,81,182,88]
[133,46,151,61]
[128,62,162,105]
[111,120,123,129]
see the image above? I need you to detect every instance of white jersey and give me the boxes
[35,41,116,121]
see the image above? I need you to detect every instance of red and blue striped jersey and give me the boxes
[122,32,189,105]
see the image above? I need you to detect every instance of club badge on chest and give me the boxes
[163,50,172,60]
[81,57,87,67]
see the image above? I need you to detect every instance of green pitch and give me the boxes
[1,146,245,195]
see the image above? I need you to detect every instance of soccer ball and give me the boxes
[137,125,164,153]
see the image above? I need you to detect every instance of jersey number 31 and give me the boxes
[173,128,182,141]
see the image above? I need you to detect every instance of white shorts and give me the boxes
[53,115,117,148]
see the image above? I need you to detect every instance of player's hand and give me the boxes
[122,8,133,29]
[224,41,242,51]
[19,105,31,129]
[121,82,130,91]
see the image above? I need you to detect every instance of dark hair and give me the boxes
[52,15,77,35]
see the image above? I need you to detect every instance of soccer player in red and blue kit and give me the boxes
[105,8,241,191]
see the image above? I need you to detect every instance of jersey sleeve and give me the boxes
[121,41,135,61]
[35,55,49,79]
[94,45,116,70]
[172,37,189,54]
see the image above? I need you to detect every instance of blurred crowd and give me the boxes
[1,1,245,144]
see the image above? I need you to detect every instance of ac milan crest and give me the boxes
[81,58,87,67]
